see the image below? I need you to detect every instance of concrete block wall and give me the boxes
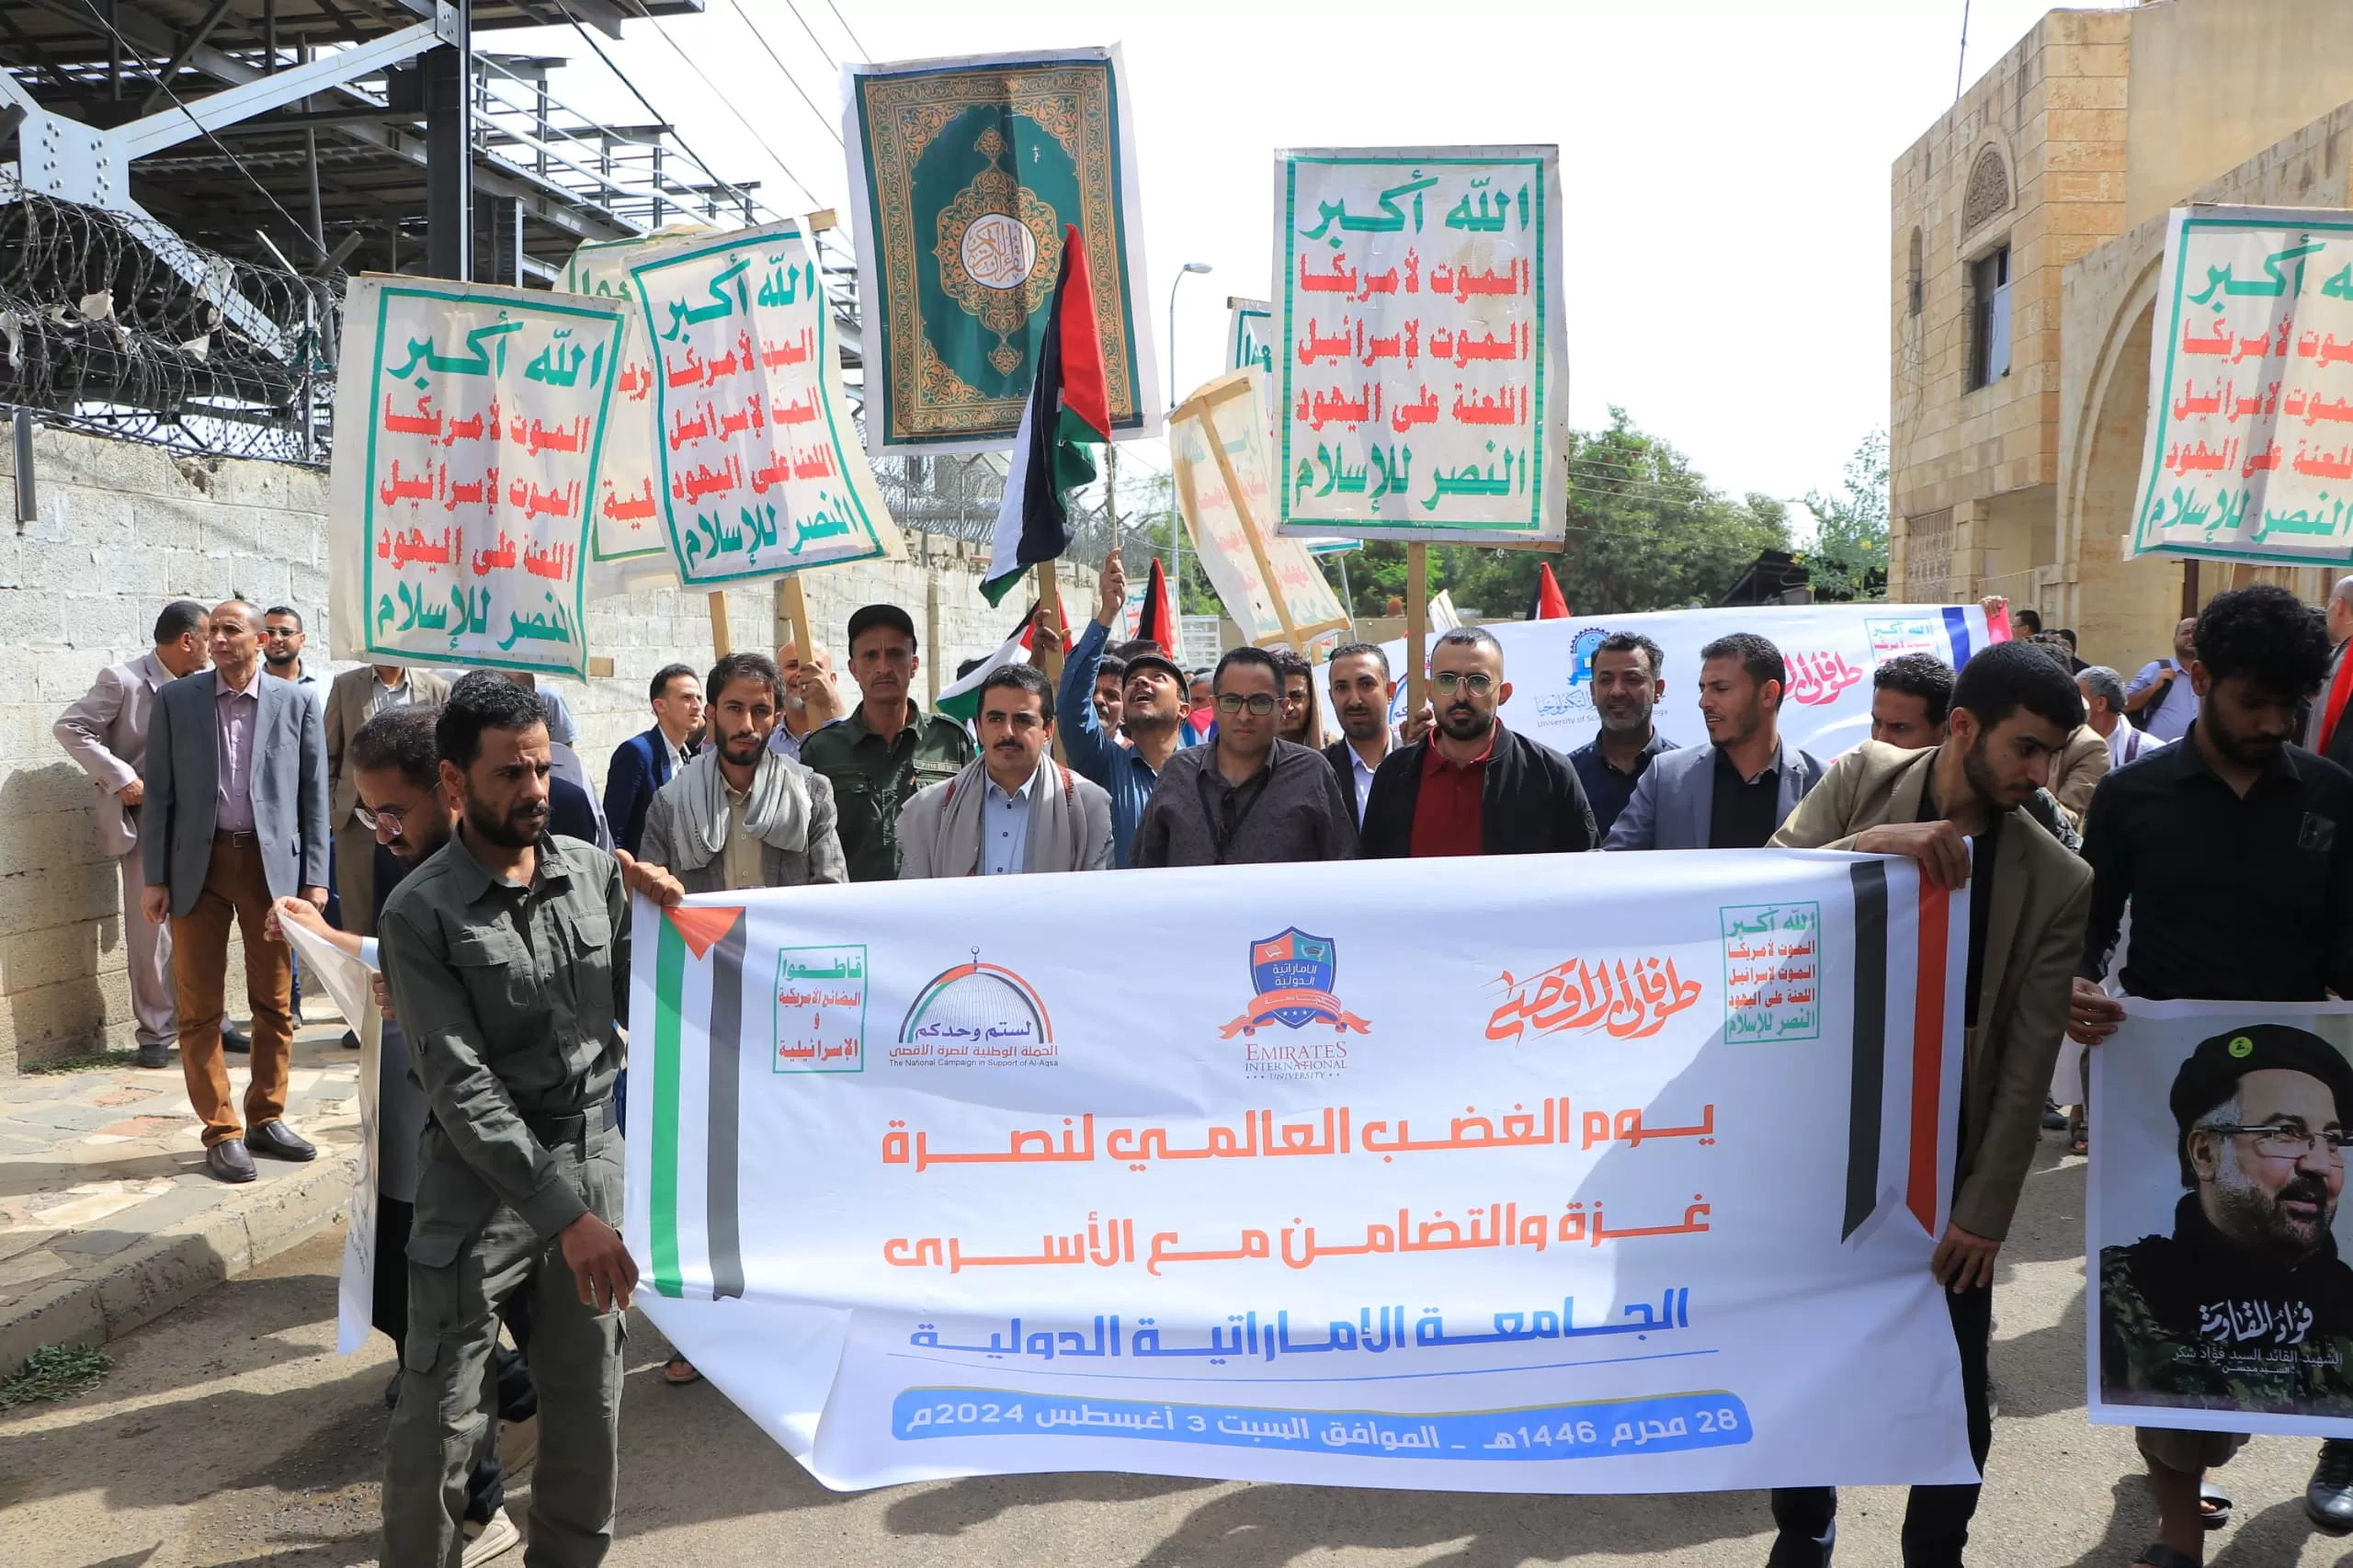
[0,422,1094,1074]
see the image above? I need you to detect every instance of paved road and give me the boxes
[2,1137,2349,1567]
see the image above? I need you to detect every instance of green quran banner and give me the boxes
[842,45,1159,455]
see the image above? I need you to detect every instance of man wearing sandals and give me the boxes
[2071,585,2353,1561]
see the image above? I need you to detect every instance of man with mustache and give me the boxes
[1359,627,1595,857]
[2069,585,2353,1551]
[1133,645,1357,868]
[1057,551,1205,866]
[899,664,1113,877]
[800,605,974,881]
[1765,639,2093,1566]
[2104,1024,2353,1419]
[1568,631,1676,838]
[376,675,636,1568]
[1322,642,1397,824]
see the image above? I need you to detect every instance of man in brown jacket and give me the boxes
[325,662,450,936]
[1766,640,2094,1567]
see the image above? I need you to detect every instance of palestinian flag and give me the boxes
[1133,554,1177,656]
[645,903,750,1301]
[935,600,1068,723]
[1526,561,1570,620]
[982,225,1111,606]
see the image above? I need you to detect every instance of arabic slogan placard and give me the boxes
[327,275,624,677]
[625,221,902,587]
[1274,147,1566,544]
[624,850,1973,1493]
[1335,602,1998,763]
[2134,204,2353,564]
[842,46,1160,454]
[561,230,706,595]
[2090,1002,2353,1438]
[1170,369,1349,650]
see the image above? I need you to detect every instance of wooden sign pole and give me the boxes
[1406,543,1429,723]
[779,574,813,665]
[708,589,733,658]
[1185,383,1308,653]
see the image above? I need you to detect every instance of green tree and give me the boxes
[1802,429,1889,601]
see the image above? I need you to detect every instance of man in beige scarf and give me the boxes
[637,652,846,893]
[899,665,1112,878]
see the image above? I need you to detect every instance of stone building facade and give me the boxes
[0,424,1095,1074]
[1891,0,2353,675]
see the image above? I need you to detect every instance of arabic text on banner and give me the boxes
[1334,603,1997,762]
[327,277,623,677]
[1274,147,1567,544]
[561,232,700,594]
[842,46,1160,456]
[626,222,902,587]
[622,851,1972,1493]
[1170,369,1350,648]
[2133,204,2353,565]
[2089,1000,2353,1437]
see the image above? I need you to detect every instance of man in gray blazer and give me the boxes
[141,600,331,1182]
[53,601,213,1068]
[1602,631,1825,850]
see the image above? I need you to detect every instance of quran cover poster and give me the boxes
[842,44,1160,455]
[2089,1001,2353,1437]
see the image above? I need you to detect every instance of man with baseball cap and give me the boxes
[799,603,974,881]
[2103,1024,2353,1422]
[1056,551,1203,867]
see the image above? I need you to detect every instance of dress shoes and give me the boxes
[2309,1439,2353,1534]
[135,1043,171,1070]
[248,1120,316,1162]
[221,1021,251,1054]
[207,1140,256,1183]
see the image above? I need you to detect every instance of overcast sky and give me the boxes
[511,0,2118,513]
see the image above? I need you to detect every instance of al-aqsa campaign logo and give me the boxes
[890,949,1057,1068]
[1225,928,1370,1079]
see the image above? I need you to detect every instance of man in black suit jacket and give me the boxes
[1321,642,1399,824]
[602,663,702,855]
[1359,627,1596,858]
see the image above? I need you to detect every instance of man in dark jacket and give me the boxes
[1360,627,1597,857]
[601,663,702,855]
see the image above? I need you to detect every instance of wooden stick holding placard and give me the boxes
[1406,544,1428,723]
[1182,381,1308,654]
[779,574,813,666]
[708,590,732,658]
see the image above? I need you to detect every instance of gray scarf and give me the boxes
[924,755,1086,876]
[666,745,811,872]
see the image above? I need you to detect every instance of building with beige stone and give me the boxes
[1891,0,2353,675]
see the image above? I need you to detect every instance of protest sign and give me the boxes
[1336,602,1998,760]
[2132,204,2353,565]
[560,231,702,595]
[1227,296,1274,378]
[625,221,902,588]
[277,919,381,1356]
[327,276,624,677]
[1169,369,1350,651]
[843,47,1159,454]
[626,850,1974,1493]
[1274,146,1567,544]
[2090,1001,2353,1436]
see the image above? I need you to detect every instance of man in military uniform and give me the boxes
[799,603,974,881]
[379,676,637,1568]
[2102,1023,2353,1417]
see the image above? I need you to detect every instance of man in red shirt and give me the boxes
[1358,626,1596,858]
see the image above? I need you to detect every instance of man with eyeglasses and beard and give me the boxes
[2104,1024,2353,1419]
[1132,645,1356,867]
[1360,627,1595,857]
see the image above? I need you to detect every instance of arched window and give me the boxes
[1962,147,2010,233]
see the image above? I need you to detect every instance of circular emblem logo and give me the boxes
[959,213,1037,292]
[2230,1035,2255,1058]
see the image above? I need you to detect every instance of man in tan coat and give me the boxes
[324,663,450,937]
[1764,640,2094,1565]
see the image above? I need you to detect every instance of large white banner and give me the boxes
[2090,1000,2353,1435]
[1346,602,1999,759]
[278,921,382,1356]
[625,851,1973,1493]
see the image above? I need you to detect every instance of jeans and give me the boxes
[1768,1280,1994,1568]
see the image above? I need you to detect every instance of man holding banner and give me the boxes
[1061,553,1200,866]
[1768,641,2094,1564]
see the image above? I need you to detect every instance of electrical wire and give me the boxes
[649,22,835,211]
[781,0,842,68]
[724,0,844,146]
[824,0,872,59]
[552,0,811,214]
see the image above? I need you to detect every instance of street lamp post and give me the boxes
[1167,261,1211,652]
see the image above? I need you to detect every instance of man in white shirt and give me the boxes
[899,664,1114,877]
[1321,643,1397,824]
[2079,665,2161,770]
[2122,617,2200,742]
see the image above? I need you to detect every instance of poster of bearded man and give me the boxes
[2091,1004,2353,1433]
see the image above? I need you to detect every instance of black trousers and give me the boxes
[375,1197,540,1524]
[1768,1280,1994,1568]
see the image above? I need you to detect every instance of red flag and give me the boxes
[1529,561,1571,620]
[1134,555,1178,656]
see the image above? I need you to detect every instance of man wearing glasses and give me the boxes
[2101,1024,2353,1418]
[1132,645,1356,868]
[1358,626,1595,857]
